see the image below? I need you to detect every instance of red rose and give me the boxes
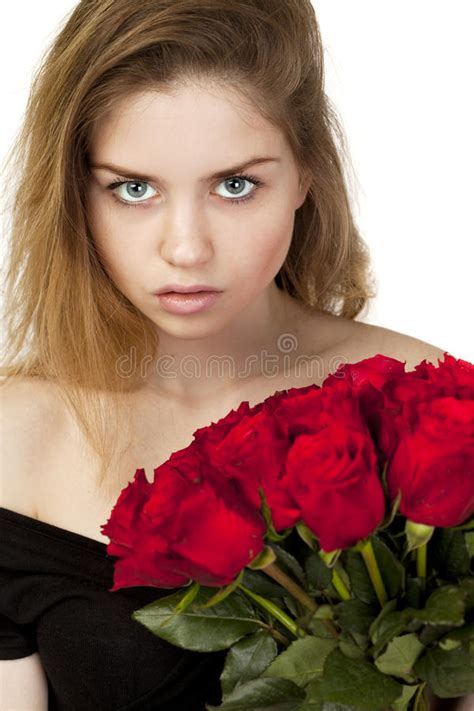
[262,383,321,415]
[375,352,473,461]
[322,353,407,392]
[192,383,321,449]
[192,399,256,448]
[321,355,408,464]
[386,397,474,527]
[281,385,386,552]
[270,384,326,437]
[383,353,473,404]
[196,410,299,531]
[101,446,267,590]
[192,392,322,532]
[100,465,152,559]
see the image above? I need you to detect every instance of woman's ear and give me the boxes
[295,170,312,210]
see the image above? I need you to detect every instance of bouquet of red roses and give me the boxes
[101,353,474,711]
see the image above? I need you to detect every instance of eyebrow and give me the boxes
[89,156,281,183]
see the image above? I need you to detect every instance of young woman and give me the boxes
[0,1,460,709]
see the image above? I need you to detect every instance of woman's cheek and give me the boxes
[252,212,295,275]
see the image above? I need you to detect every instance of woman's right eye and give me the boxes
[107,180,157,206]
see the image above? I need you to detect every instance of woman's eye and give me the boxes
[109,180,157,204]
[215,175,261,202]
[106,173,263,208]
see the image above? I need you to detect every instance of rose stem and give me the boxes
[262,562,317,612]
[237,583,306,638]
[416,543,427,593]
[262,562,339,638]
[359,539,388,607]
[331,568,351,601]
[261,623,291,646]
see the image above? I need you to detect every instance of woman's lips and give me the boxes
[155,290,222,314]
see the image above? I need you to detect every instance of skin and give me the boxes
[86,81,315,404]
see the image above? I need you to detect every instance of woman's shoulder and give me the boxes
[0,375,65,425]
[353,320,447,370]
[308,311,448,372]
[0,376,65,518]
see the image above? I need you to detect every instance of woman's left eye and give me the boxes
[214,175,263,204]
[106,174,264,208]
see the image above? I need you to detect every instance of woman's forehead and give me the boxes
[90,84,280,145]
[87,86,290,181]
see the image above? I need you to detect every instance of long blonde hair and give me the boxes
[1,0,376,495]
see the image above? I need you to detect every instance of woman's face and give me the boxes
[87,82,309,338]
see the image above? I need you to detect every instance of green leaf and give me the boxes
[199,570,245,608]
[313,605,334,621]
[390,683,419,711]
[404,578,424,609]
[241,567,287,598]
[333,600,377,638]
[283,594,302,618]
[439,638,462,651]
[315,648,403,710]
[262,636,338,688]
[220,630,278,696]
[132,586,262,652]
[208,677,305,710]
[298,679,360,710]
[296,521,319,551]
[320,704,362,711]
[305,552,333,591]
[293,698,324,711]
[465,532,474,558]
[439,621,474,647]
[308,681,389,710]
[430,528,471,578]
[293,693,324,711]
[308,617,340,640]
[419,624,454,646]
[344,551,378,605]
[338,633,366,660]
[174,581,201,613]
[406,585,465,627]
[374,633,425,683]
[370,611,410,655]
[271,543,308,589]
[414,645,474,697]
[459,577,474,613]
[369,600,398,642]
[372,536,405,598]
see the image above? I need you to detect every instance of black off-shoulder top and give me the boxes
[0,506,227,710]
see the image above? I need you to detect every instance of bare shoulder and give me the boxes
[352,320,448,371]
[0,376,65,517]
[312,312,448,372]
[0,375,64,429]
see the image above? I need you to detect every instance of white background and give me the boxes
[1,1,473,360]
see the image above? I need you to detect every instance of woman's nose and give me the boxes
[159,200,214,267]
